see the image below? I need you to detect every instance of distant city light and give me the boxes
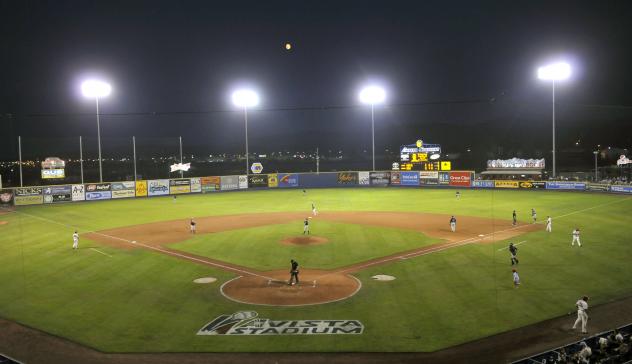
[232,89,259,108]
[537,62,571,81]
[359,86,386,105]
[81,79,112,98]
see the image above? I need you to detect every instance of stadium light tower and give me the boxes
[359,85,386,171]
[81,79,112,182]
[232,89,259,174]
[538,62,571,179]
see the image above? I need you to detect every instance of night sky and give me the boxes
[1,0,631,168]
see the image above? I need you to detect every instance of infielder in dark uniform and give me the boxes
[289,259,299,285]
[509,242,519,265]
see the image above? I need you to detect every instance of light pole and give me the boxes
[359,85,386,171]
[593,150,599,181]
[81,79,112,182]
[232,89,259,175]
[538,62,571,179]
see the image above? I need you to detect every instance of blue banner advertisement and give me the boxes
[86,191,112,201]
[546,182,586,190]
[278,174,299,187]
[472,180,495,188]
[148,179,170,196]
[400,172,420,186]
[611,185,632,194]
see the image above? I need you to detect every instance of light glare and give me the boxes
[359,86,386,104]
[537,62,571,81]
[81,80,112,98]
[232,89,259,107]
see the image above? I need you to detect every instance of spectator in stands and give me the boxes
[577,341,591,364]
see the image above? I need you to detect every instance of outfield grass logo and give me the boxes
[198,311,364,336]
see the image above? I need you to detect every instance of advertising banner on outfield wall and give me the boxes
[148,180,169,196]
[170,179,192,194]
[370,172,391,186]
[518,181,546,189]
[14,187,44,205]
[337,172,358,185]
[111,182,136,199]
[0,189,15,207]
[419,171,438,185]
[238,175,248,189]
[401,171,420,186]
[267,174,278,188]
[202,177,221,192]
[43,185,72,203]
[190,178,202,193]
[449,171,472,187]
[71,184,85,201]
[546,182,586,190]
[278,174,299,188]
[390,172,401,185]
[472,180,495,188]
[248,174,268,188]
[611,185,632,193]
[586,183,610,192]
[221,176,239,191]
[358,172,370,186]
[135,180,148,197]
[86,191,112,200]
[494,180,519,189]
[438,172,450,185]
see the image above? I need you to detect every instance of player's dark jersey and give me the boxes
[509,245,518,255]
[190,221,196,226]
[291,261,299,271]
[450,217,456,224]
[304,219,309,226]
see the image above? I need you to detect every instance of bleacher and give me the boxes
[513,323,632,363]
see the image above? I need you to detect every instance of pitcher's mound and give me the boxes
[221,269,361,306]
[280,236,329,246]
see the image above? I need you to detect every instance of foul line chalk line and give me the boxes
[89,248,113,257]
[497,240,527,251]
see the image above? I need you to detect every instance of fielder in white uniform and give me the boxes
[512,269,520,288]
[572,228,581,247]
[190,218,196,234]
[531,208,537,223]
[572,296,589,334]
[72,231,79,250]
[311,203,318,216]
[546,216,552,232]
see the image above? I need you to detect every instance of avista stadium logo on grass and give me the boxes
[197,311,364,336]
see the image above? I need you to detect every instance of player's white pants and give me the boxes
[190,226,196,233]
[312,209,318,216]
[73,240,78,249]
[304,225,309,234]
[546,223,552,232]
[573,310,588,332]
[572,236,581,246]
[450,222,456,232]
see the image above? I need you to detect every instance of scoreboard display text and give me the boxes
[400,161,451,171]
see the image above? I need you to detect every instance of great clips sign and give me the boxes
[449,171,472,187]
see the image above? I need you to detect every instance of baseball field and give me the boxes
[0,188,631,353]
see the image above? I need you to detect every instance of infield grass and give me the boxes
[0,188,631,352]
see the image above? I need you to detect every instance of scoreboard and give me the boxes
[398,139,451,171]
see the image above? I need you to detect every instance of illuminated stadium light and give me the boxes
[81,79,112,98]
[232,89,259,108]
[538,61,572,178]
[537,62,571,81]
[358,86,386,105]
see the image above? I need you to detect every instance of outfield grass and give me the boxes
[0,188,631,352]
[169,221,441,270]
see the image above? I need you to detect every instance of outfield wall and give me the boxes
[0,170,630,207]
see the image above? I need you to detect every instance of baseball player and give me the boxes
[512,269,520,288]
[455,191,461,199]
[531,208,537,223]
[449,216,457,232]
[572,296,589,334]
[546,216,552,232]
[303,217,310,235]
[289,259,299,286]
[173,195,177,203]
[311,203,318,216]
[512,210,517,226]
[72,230,79,250]
[572,228,581,247]
[190,218,196,234]
[509,242,519,265]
